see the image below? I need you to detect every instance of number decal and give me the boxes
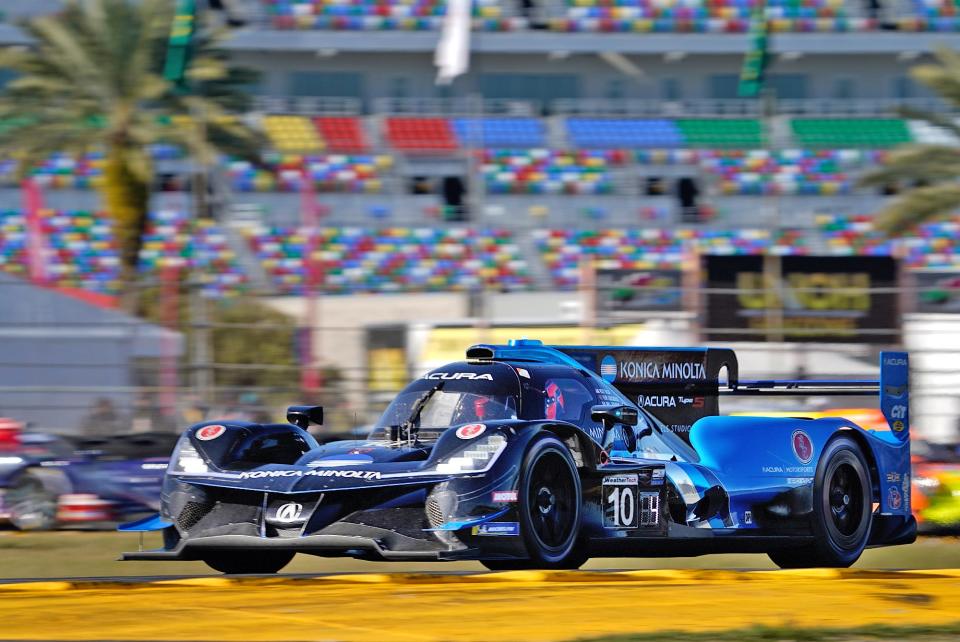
[603,474,639,528]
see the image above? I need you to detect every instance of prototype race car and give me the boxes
[123,341,915,572]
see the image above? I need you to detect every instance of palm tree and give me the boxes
[860,47,960,235]
[0,0,262,298]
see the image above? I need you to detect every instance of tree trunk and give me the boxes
[102,145,150,312]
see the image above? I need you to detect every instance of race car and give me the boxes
[0,430,173,530]
[122,341,915,573]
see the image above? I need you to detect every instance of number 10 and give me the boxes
[607,485,635,527]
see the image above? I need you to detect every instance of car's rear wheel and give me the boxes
[7,473,58,531]
[202,551,294,574]
[768,435,872,569]
[482,434,585,571]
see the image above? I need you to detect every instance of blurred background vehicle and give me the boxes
[0,419,172,530]
[912,440,960,533]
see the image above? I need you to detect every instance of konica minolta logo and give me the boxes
[618,361,706,381]
[238,469,381,480]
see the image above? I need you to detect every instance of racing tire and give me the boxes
[201,551,295,574]
[768,435,872,569]
[483,434,585,571]
[7,472,58,531]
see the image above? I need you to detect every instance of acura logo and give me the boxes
[274,502,303,523]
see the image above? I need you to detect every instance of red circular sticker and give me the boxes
[792,430,813,464]
[456,423,486,440]
[196,425,226,441]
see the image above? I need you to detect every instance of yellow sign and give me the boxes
[419,325,646,366]
[367,347,407,392]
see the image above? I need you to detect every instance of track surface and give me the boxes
[2,569,960,641]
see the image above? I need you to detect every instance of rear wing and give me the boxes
[467,341,908,443]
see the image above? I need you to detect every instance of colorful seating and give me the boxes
[385,118,459,152]
[0,210,246,296]
[314,117,368,152]
[244,225,531,294]
[677,119,765,148]
[261,0,526,31]
[567,119,684,148]
[535,228,807,288]
[791,119,912,148]
[262,115,325,153]
[226,153,392,193]
[452,118,546,147]
[699,149,884,196]
[481,149,629,194]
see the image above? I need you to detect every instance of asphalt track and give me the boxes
[2,568,960,641]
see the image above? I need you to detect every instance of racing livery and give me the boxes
[123,341,915,572]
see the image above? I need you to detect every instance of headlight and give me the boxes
[431,433,507,474]
[169,439,209,475]
[0,456,24,466]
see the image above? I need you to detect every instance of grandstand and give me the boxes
[0,0,958,300]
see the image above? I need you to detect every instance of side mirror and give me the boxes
[590,404,638,429]
[287,405,324,429]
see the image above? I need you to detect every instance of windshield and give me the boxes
[633,408,700,463]
[371,363,521,440]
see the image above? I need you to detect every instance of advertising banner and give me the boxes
[704,256,900,343]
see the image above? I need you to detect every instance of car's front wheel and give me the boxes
[768,435,873,569]
[202,551,295,574]
[482,434,586,571]
[7,472,58,531]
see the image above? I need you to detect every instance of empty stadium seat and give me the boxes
[315,117,368,152]
[386,118,458,152]
[791,119,912,148]
[452,119,545,147]
[567,119,683,148]
[262,115,324,152]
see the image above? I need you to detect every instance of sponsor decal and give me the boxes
[885,471,901,483]
[473,522,520,536]
[638,395,677,408]
[196,425,226,441]
[893,420,905,432]
[588,426,605,442]
[492,490,518,503]
[762,465,814,474]
[786,477,810,486]
[792,430,814,464]
[274,502,303,523]
[617,360,706,382]
[884,357,908,366]
[141,463,168,470]
[891,404,907,420]
[238,469,381,480]
[516,368,530,379]
[605,473,639,485]
[744,510,753,525]
[600,355,618,382]
[456,423,486,440]
[888,486,902,510]
[651,468,665,485]
[424,372,493,381]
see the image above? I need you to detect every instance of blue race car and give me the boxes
[0,432,173,530]
[123,342,914,573]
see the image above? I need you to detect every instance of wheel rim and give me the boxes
[8,478,57,530]
[526,451,576,552]
[828,462,864,537]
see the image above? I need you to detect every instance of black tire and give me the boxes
[768,436,872,569]
[488,434,585,570]
[7,473,58,531]
[202,551,295,574]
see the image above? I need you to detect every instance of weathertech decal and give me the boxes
[456,423,486,439]
[792,430,814,464]
[196,425,226,441]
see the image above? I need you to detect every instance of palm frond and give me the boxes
[873,184,960,235]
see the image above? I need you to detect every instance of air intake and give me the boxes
[466,346,494,360]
